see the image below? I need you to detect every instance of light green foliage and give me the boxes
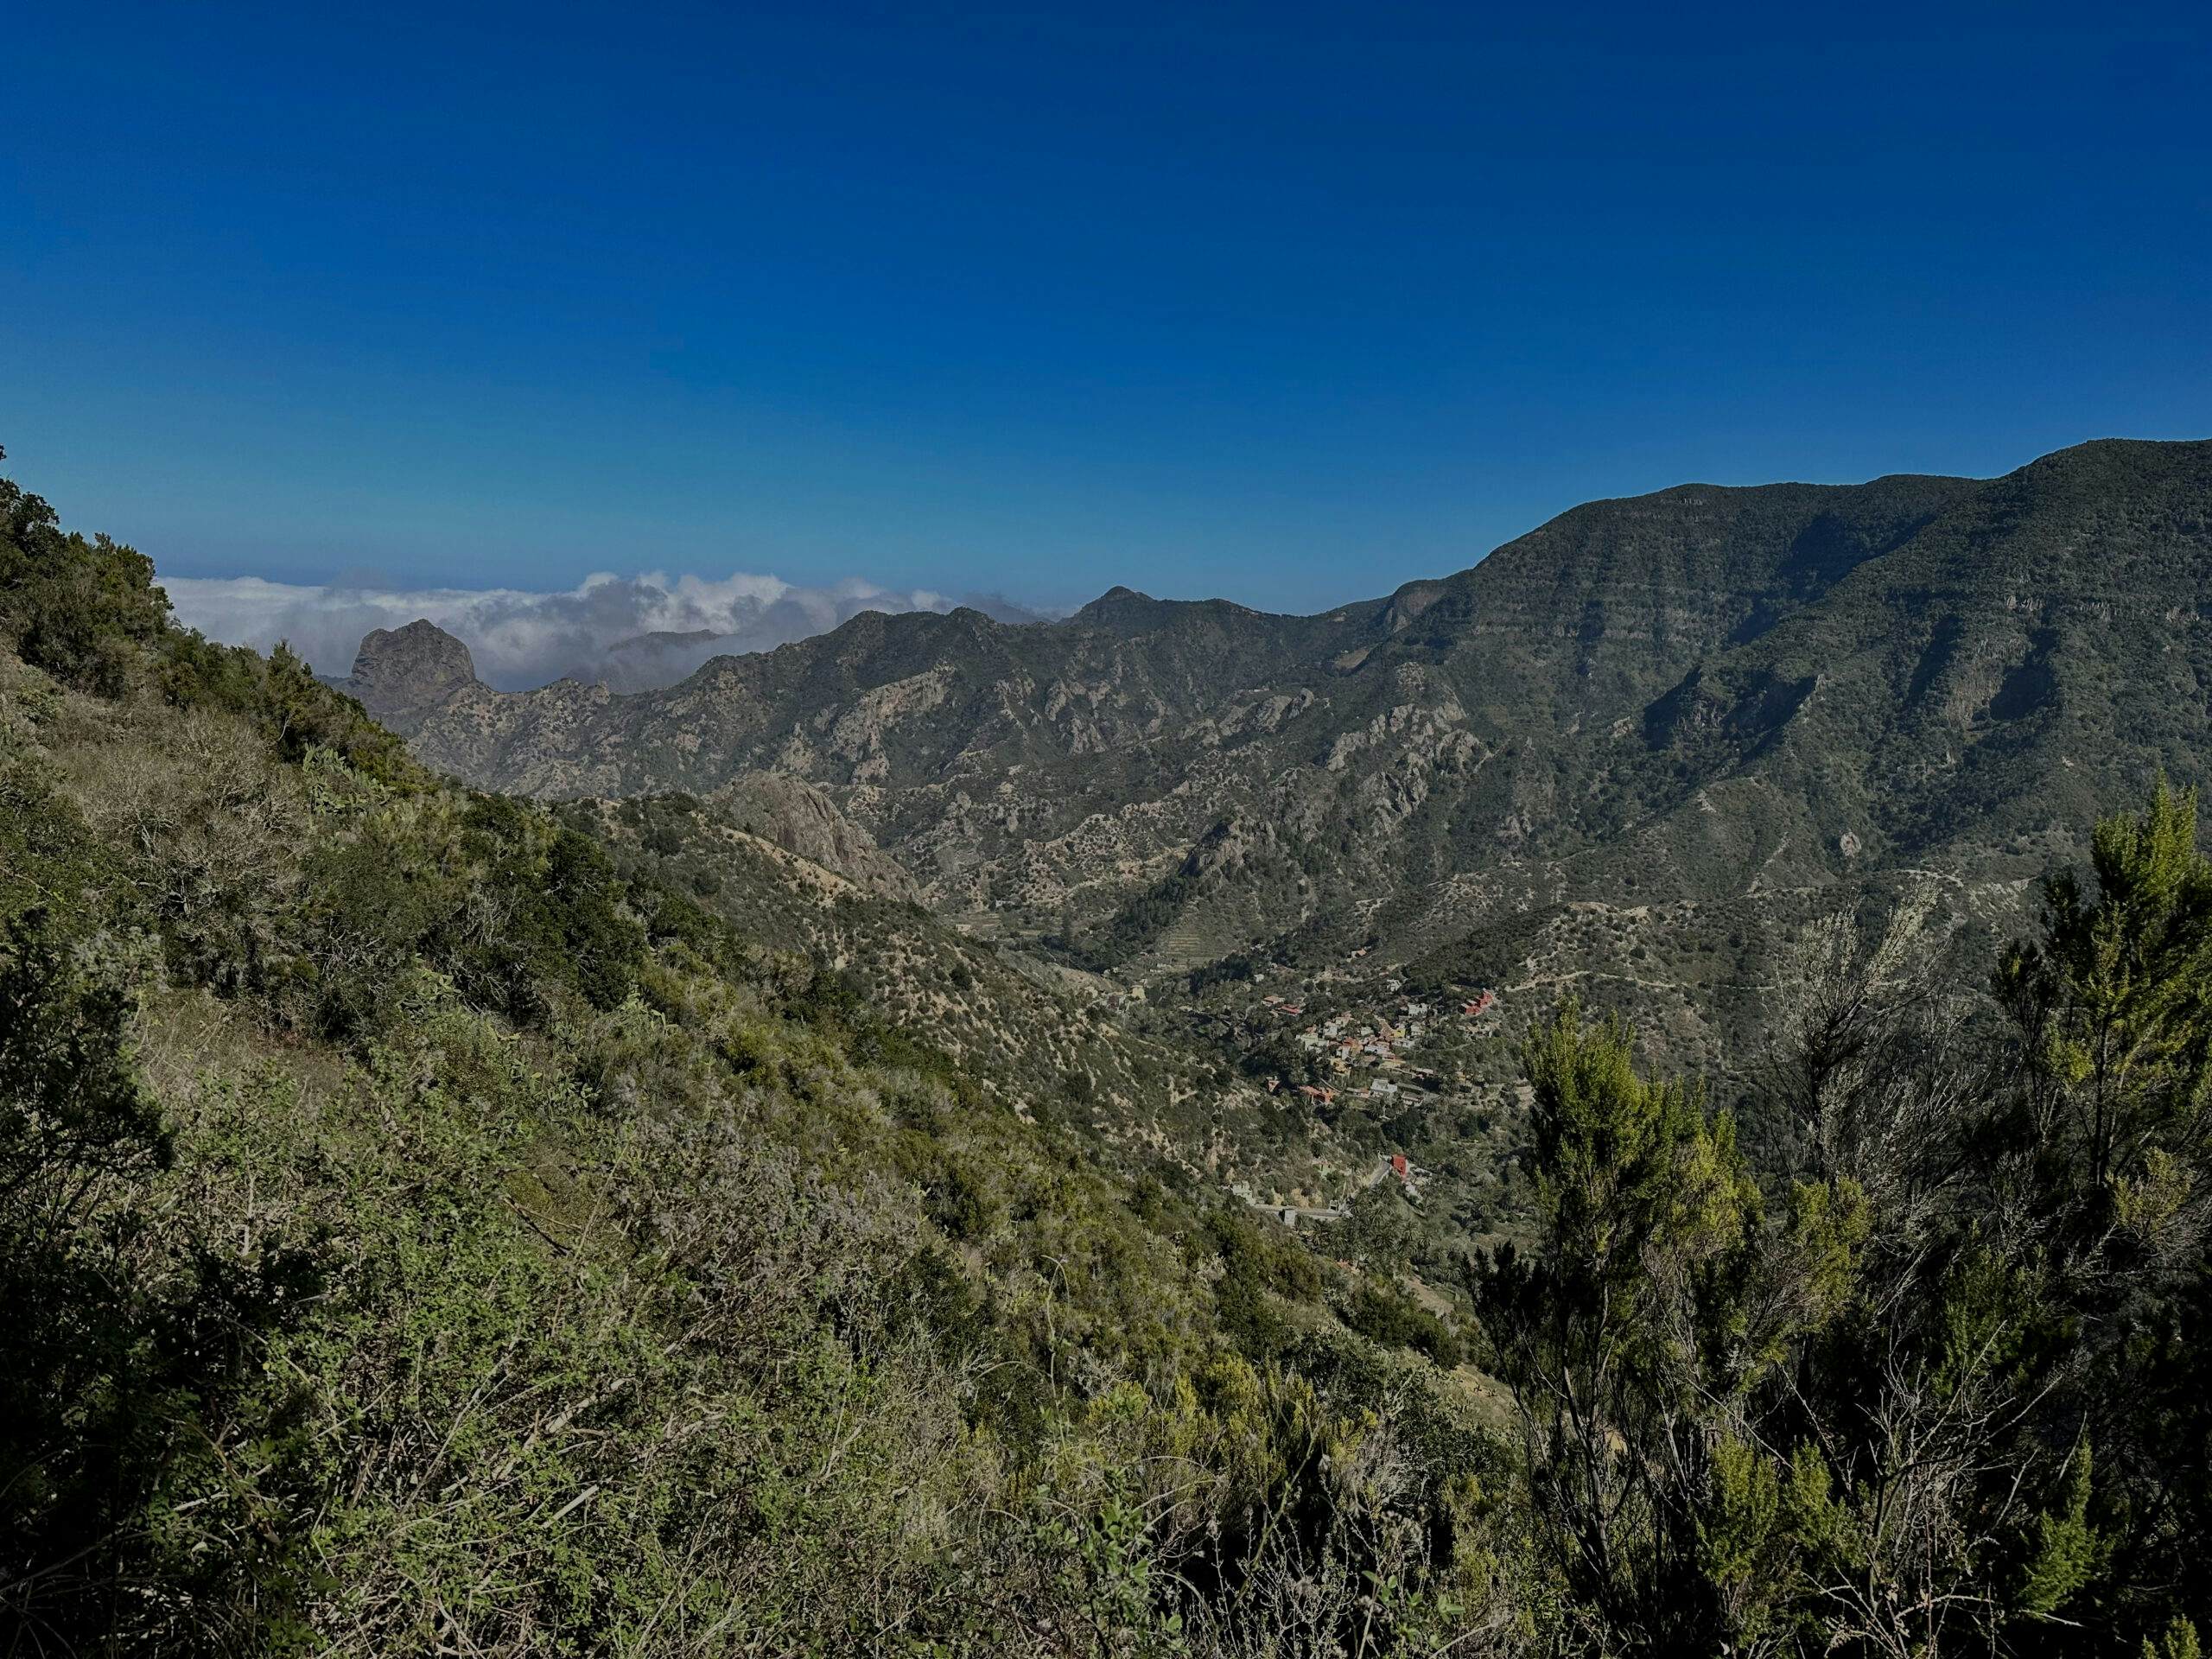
[2003,778,2212,1195]
[1696,1436,1779,1611]
[0,460,1506,1654]
[17,453,2212,1655]
[1477,1006,1767,1652]
[2014,1444,2099,1618]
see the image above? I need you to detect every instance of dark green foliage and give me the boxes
[156,626,264,712]
[294,793,647,1037]
[298,832,460,1036]
[21,449,2212,1653]
[454,797,645,1012]
[0,907,171,1226]
[1476,1006,1763,1653]
[0,748,107,932]
[1202,1209,1325,1357]
[0,906,311,1650]
[1340,1280,1463,1367]
[0,467,169,696]
[1065,863,1205,971]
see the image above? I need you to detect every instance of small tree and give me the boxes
[0,908,170,1239]
[2000,778,2212,1207]
[0,909,175,1638]
[1475,1004,1761,1653]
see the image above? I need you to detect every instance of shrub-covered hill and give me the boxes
[571,791,1249,1154]
[1,462,1500,1653]
[17,455,2212,1659]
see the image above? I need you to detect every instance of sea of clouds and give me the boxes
[161,569,1050,692]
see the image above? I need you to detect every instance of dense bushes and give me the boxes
[1341,1281,1464,1369]
[0,462,169,696]
[22,454,2212,1653]
[0,904,310,1650]
[1470,789,2212,1655]
[1,462,1505,1655]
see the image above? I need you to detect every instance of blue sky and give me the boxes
[4,0,2209,621]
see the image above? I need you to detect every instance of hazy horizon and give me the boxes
[161,567,1063,690]
[151,429,2206,691]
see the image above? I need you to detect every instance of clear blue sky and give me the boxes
[4,0,2208,614]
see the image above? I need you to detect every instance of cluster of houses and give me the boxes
[1202,969,1501,1230]
[1231,980,1503,1106]
[1186,962,1499,1068]
[1203,960,1513,1238]
[1291,998,1450,1079]
[1234,987,1500,1126]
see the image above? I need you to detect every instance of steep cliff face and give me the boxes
[1619,439,2212,866]
[1363,472,1980,736]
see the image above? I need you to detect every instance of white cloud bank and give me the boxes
[161,569,1050,692]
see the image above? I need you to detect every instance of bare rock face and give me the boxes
[337,619,481,734]
[710,772,922,902]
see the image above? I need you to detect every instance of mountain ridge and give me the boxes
[15,437,2212,1653]
[339,438,2212,1080]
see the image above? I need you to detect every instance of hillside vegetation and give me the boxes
[10,453,2212,1656]
[2,460,1498,1654]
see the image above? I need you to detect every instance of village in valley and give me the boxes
[1173,951,1529,1249]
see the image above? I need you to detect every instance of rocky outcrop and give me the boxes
[332,619,481,735]
[709,773,922,902]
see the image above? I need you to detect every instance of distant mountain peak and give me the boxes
[336,619,480,734]
[348,619,476,696]
[606,627,726,658]
[1070,585,1166,630]
[1075,584,1150,613]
